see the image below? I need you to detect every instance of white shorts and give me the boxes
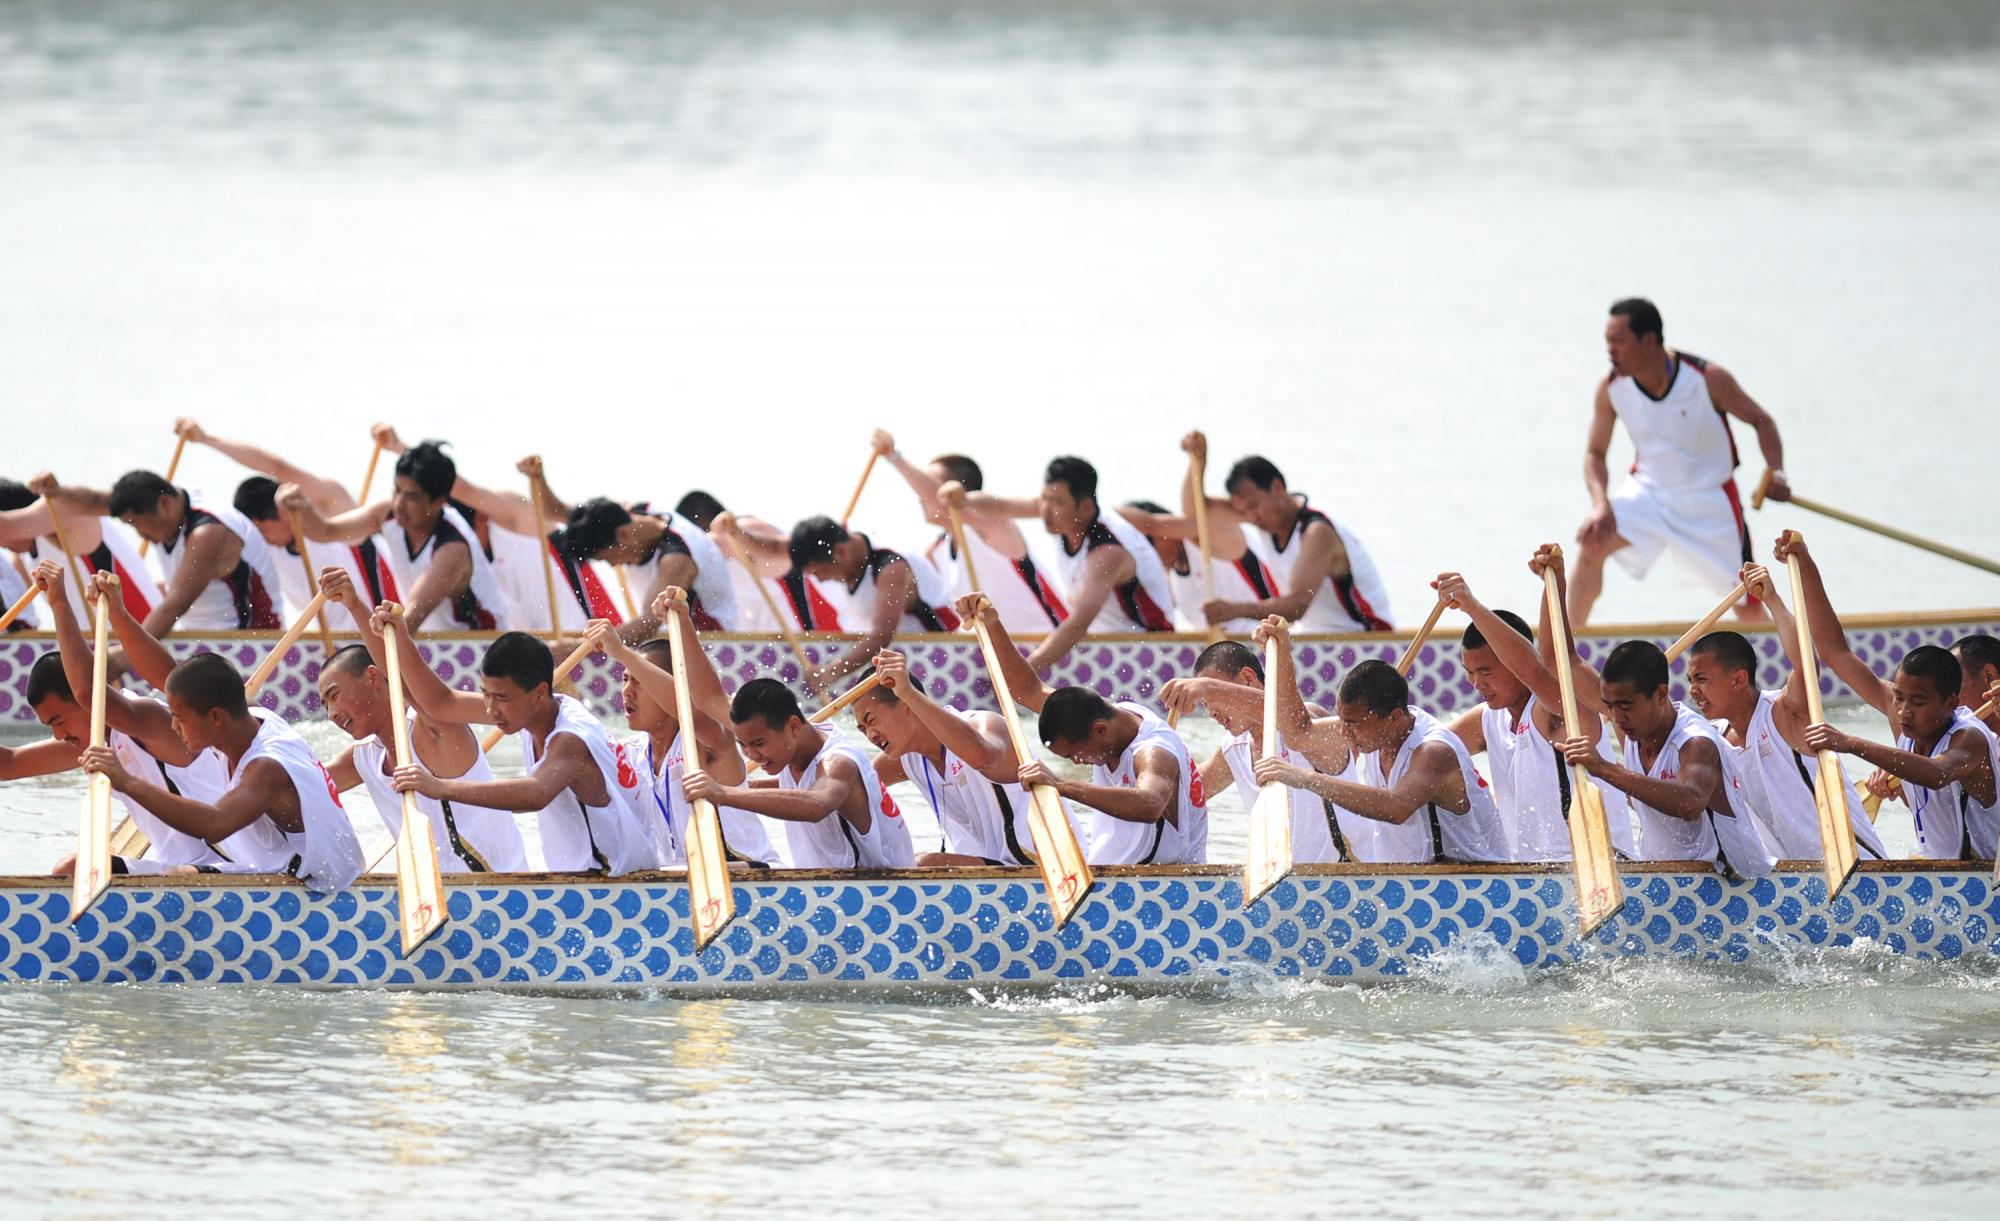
[1608,478,1753,598]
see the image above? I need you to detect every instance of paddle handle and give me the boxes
[358,441,384,504]
[0,585,41,633]
[809,672,884,724]
[947,505,981,593]
[1395,596,1448,676]
[480,637,595,752]
[840,452,879,527]
[1751,467,1776,511]
[245,591,331,697]
[1663,582,1749,663]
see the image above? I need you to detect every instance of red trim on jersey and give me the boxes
[572,552,622,624]
[806,582,843,632]
[108,559,153,620]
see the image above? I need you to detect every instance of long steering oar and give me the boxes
[839,450,879,528]
[722,531,814,679]
[71,586,116,922]
[245,591,331,697]
[1663,582,1750,663]
[1542,546,1623,936]
[137,434,187,561]
[377,603,447,954]
[1395,596,1449,675]
[481,638,596,752]
[1754,470,2000,577]
[1778,532,1860,896]
[288,509,336,655]
[966,595,1093,926]
[1242,636,1294,906]
[0,583,43,633]
[661,595,735,951]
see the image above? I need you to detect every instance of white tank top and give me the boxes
[380,503,512,632]
[637,727,780,867]
[1169,552,1276,635]
[777,725,916,868]
[640,507,741,631]
[519,695,662,874]
[354,712,529,872]
[1623,703,1777,875]
[1360,706,1507,863]
[157,490,285,630]
[1725,692,1888,861]
[1219,727,1341,863]
[833,535,962,633]
[485,524,625,634]
[1479,697,1637,862]
[274,535,403,633]
[927,527,1069,633]
[1606,352,1739,493]
[899,713,1040,864]
[217,715,365,892]
[1898,706,2000,860]
[1055,513,1175,633]
[1239,502,1393,632]
[31,520,163,626]
[1083,703,1206,865]
[108,724,227,867]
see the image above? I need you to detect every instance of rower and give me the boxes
[1953,635,2000,735]
[1430,570,1637,861]
[1177,431,1394,632]
[1158,639,1343,862]
[79,652,364,892]
[0,478,161,626]
[1571,297,1787,625]
[35,469,284,633]
[1683,563,1887,861]
[287,438,511,633]
[713,507,847,634]
[852,649,1049,867]
[965,595,1205,865]
[871,430,1069,633]
[385,617,663,874]
[683,679,917,869]
[1119,499,1275,634]
[1250,645,1507,866]
[313,570,529,873]
[1781,534,1998,860]
[172,418,400,632]
[587,595,781,867]
[788,516,960,693]
[957,456,1175,670]
[26,563,226,874]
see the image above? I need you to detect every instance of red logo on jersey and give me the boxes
[1189,770,1207,809]
[1474,769,1490,789]
[614,743,640,790]
[317,762,345,808]
[881,791,902,819]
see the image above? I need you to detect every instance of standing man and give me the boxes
[1572,298,1788,625]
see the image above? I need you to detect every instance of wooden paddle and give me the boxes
[662,597,735,951]
[1663,582,1750,663]
[377,602,447,954]
[46,505,90,601]
[1242,636,1295,907]
[1395,596,1448,676]
[529,468,562,640]
[721,531,814,679]
[966,595,1093,926]
[245,591,330,697]
[946,504,981,593]
[357,440,384,504]
[71,588,115,922]
[839,451,879,527]
[808,672,884,724]
[614,568,642,622]
[1188,449,1223,642]
[288,509,335,655]
[136,435,187,560]
[1541,546,1623,937]
[1754,470,2000,576]
[1778,532,1861,896]
[0,584,42,633]
[481,637,596,752]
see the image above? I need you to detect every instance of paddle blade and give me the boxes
[393,798,448,955]
[108,817,151,861]
[1024,784,1093,927]
[69,781,114,924]
[1565,775,1624,939]
[686,798,736,951]
[1242,783,1295,907]
[1815,752,1859,898]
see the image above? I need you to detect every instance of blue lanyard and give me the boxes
[645,737,681,856]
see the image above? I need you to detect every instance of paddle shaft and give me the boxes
[1663,582,1749,662]
[245,591,331,697]
[1189,452,1215,603]
[46,505,90,599]
[289,509,335,654]
[947,505,981,593]
[722,532,814,677]
[358,441,384,504]
[1754,470,2000,576]
[73,594,115,920]
[1780,539,1859,892]
[665,606,735,950]
[0,585,41,633]
[809,672,884,724]
[136,436,188,560]
[530,474,562,639]
[1395,597,1448,675]
[840,452,879,527]
[379,604,447,952]
[481,638,596,752]
[1540,551,1623,935]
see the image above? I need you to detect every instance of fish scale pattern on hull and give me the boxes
[0,867,1992,988]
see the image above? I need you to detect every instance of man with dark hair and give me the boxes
[172,418,400,632]
[681,676,916,869]
[1158,637,1344,863]
[387,615,661,874]
[35,466,284,634]
[587,594,780,867]
[1251,637,1508,865]
[1953,634,2000,735]
[0,479,160,627]
[854,648,1057,867]
[964,595,1205,865]
[956,454,1175,671]
[870,429,1069,634]
[1430,569,1637,861]
[285,427,509,633]
[309,571,528,872]
[80,647,363,892]
[1170,431,1394,632]
[1115,498,1276,634]
[784,514,959,694]
[1782,534,1997,859]
[1570,296,1791,625]
[1679,561,1887,861]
